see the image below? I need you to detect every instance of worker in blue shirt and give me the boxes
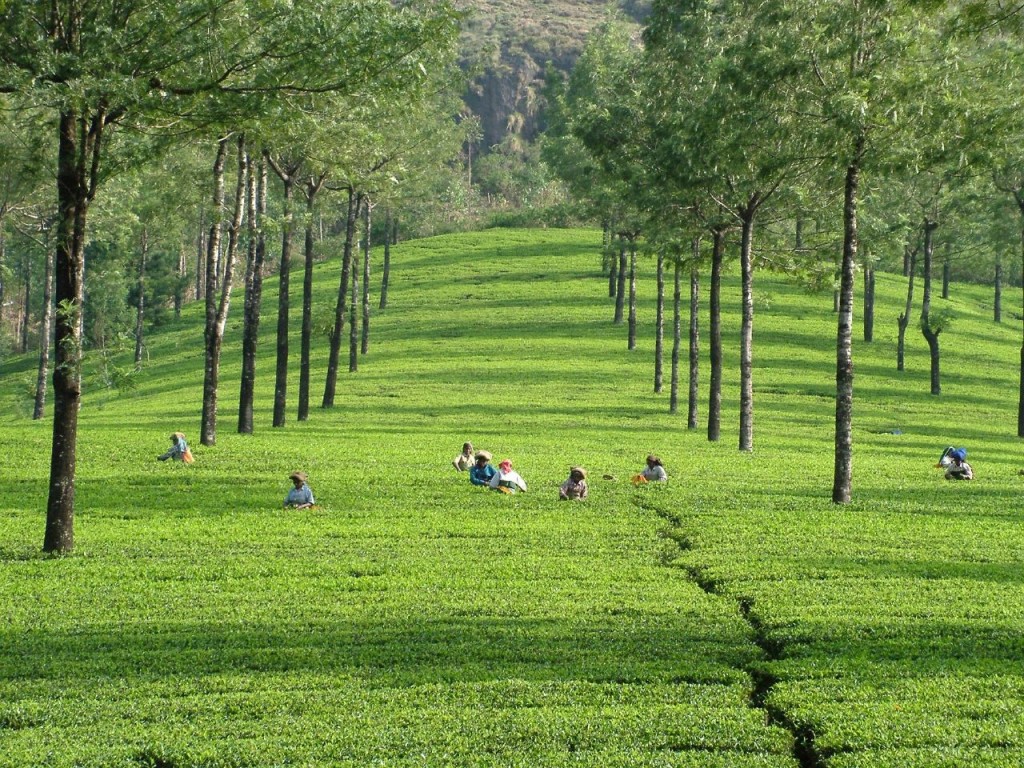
[285,471,315,508]
[469,451,497,486]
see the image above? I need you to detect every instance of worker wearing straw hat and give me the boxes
[157,432,193,463]
[559,466,588,500]
[469,451,496,486]
[284,471,315,509]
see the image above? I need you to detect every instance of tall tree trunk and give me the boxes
[212,223,222,296]
[688,254,700,430]
[323,189,359,407]
[920,220,941,396]
[298,174,326,422]
[268,156,301,428]
[201,136,247,446]
[654,250,664,392]
[379,207,392,310]
[349,222,360,373]
[199,139,228,445]
[614,236,626,323]
[862,259,874,343]
[133,228,147,369]
[45,106,103,554]
[238,156,266,434]
[298,194,315,422]
[708,228,724,442]
[833,154,860,505]
[738,209,755,453]
[994,254,1002,323]
[361,199,371,355]
[627,237,637,350]
[897,244,917,371]
[33,244,55,420]
[670,259,681,414]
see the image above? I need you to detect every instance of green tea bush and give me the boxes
[1,228,1022,766]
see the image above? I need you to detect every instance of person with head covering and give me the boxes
[559,466,588,500]
[634,454,667,483]
[284,471,315,508]
[489,459,527,493]
[935,446,957,469]
[469,451,497,486]
[452,441,475,471]
[157,432,193,463]
[944,448,973,481]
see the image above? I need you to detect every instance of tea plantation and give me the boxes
[1,228,1021,767]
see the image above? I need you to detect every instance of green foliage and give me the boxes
[82,243,135,350]
[2,228,1024,766]
[94,350,140,395]
[923,306,956,334]
[485,201,586,229]
[52,298,82,375]
[474,138,560,208]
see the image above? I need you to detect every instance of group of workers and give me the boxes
[452,442,670,500]
[155,432,975,511]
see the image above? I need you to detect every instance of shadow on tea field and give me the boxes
[0,615,754,687]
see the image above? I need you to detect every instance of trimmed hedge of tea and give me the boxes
[1,227,1022,766]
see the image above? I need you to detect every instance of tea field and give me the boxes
[1,228,1022,767]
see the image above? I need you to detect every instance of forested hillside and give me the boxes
[457,0,649,148]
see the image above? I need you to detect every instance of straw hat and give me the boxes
[474,450,492,462]
[289,471,308,483]
[570,466,587,479]
[171,432,186,441]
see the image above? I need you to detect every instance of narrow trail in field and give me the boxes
[639,497,824,768]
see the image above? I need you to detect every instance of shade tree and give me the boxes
[0,0,460,552]
[200,135,249,446]
[977,29,1024,434]
[644,0,817,454]
[540,65,623,292]
[313,65,468,407]
[0,103,51,353]
[238,152,267,435]
[555,18,654,354]
[701,0,996,498]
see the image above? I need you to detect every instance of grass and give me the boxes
[1,226,1022,767]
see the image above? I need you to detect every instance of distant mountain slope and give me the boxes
[456,0,649,148]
